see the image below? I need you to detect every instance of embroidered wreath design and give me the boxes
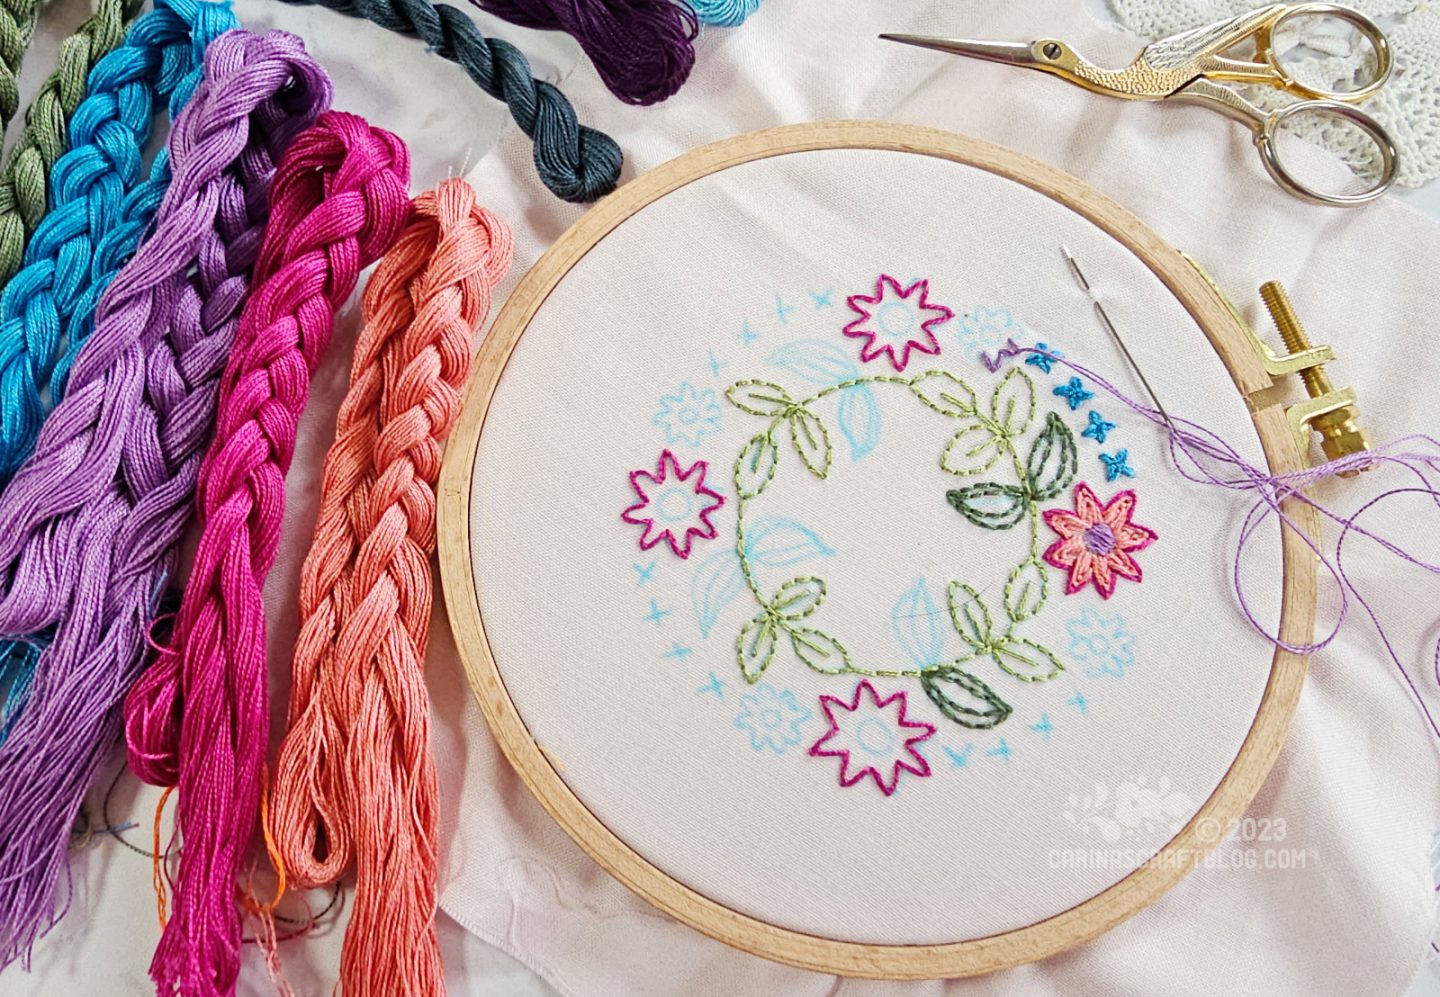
[725,365,1078,730]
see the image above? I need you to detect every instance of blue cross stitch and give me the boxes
[1100,449,1135,481]
[1081,410,1116,444]
[1025,342,1063,373]
[1053,376,1094,410]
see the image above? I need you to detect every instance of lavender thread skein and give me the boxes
[0,29,332,969]
[473,0,697,105]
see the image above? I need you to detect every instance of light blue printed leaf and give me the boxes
[837,384,881,461]
[891,578,944,671]
[767,339,859,385]
[745,517,836,568]
[691,547,746,638]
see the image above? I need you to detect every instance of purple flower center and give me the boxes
[1082,522,1116,556]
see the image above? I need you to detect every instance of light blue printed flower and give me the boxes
[654,382,722,447]
[1067,609,1136,678]
[734,683,812,754]
[955,306,1017,361]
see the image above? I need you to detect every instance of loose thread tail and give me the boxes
[472,0,697,105]
[0,0,143,288]
[278,0,622,201]
[136,108,410,996]
[152,786,175,930]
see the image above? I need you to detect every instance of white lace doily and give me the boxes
[1107,0,1440,188]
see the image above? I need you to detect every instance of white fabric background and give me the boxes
[469,146,1281,944]
[5,0,1440,995]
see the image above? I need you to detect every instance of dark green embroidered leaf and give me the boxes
[789,627,852,674]
[727,379,794,416]
[788,408,832,478]
[736,612,778,683]
[989,367,1035,436]
[1024,411,1078,500]
[946,482,1029,529]
[922,664,1012,729]
[947,581,993,651]
[940,420,1001,476]
[1004,558,1048,624]
[910,371,977,418]
[735,432,779,499]
[991,638,1064,682]
[770,576,825,620]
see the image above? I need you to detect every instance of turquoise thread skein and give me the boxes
[687,0,760,27]
[0,0,239,740]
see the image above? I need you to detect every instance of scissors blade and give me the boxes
[879,34,1043,68]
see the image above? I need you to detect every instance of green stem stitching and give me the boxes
[726,366,1077,729]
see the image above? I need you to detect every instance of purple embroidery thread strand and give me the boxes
[986,342,1440,743]
[0,30,332,970]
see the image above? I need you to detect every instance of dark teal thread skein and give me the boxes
[472,0,697,106]
[279,0,622,201]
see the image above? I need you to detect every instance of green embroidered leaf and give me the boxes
[946,482,1029,529]
[735,432,779,499]
[789,627,852,674]
[947,581,993,652]
[770,576,825,620]
[940,421,1001,476]
[788,408,832,479]
[991,638,1064,683]
[989,367,1035,436]
[1003,558,1048,624]
[1024,411,1078,500]
[921,664,1012,729]
[727,380,794,416]
[910,371,977,417]
[736,612,778,683]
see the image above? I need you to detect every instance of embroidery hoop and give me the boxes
[437,121,1318,979]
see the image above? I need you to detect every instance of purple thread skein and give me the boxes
[0,29,332,970]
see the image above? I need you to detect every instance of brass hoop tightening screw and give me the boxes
[1259,281,1372,471]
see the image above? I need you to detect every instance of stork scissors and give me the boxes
[882,4,1397,206]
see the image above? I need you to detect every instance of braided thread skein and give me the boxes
[472,0,696,105]
[0,0,42,135]
[0,29,331,971]
[123,109,410,996]
[0,0,241,742]
[686,0,760,27]
[0,0,145,287]
[280,0,621,202]
[271,177,511,993]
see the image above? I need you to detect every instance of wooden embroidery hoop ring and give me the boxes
[437,120,1317,980]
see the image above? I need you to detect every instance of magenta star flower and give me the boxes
[621,450,725,560]
[809,680,936,796]
[1042,482,1158,599]
[842,274,953,372]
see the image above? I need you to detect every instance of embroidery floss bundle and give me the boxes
[472,0,697,105]
[685,0,760,27]
[0,28,331,970]
[0,0,42,134]
[271,177,511,993]
[0,0,144,285]
[280,0,622,201]
[0,0,239,738]
[123,109,410,995]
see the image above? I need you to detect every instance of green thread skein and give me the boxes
[0,0,42,135]
[0,0,145,286]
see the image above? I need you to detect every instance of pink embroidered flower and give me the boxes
[622,450,725,560]
[809,680,935,796]
[1042,482,1158,599]
[842,274,952,372]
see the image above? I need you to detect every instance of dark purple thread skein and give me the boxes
[472,0,698,105]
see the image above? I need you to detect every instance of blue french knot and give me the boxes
[0,0,237,485]
[1025,341,1062,373]
[1081,410,1116,444]
[1053,376,1093,411]
[1100,449,1135,481]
